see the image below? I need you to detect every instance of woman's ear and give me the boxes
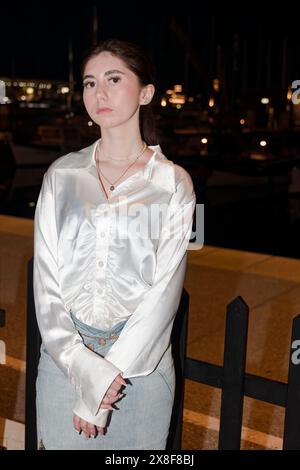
[140,84,155,105]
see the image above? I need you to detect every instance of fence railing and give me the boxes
[184,296,300,450]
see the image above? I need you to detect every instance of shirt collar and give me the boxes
[81,138,176,194]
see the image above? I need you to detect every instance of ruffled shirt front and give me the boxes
[33,138,196,427]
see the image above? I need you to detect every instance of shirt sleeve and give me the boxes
[73,169,196,426]
[33,171,122,426]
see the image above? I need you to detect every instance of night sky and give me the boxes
[1,2,300,99]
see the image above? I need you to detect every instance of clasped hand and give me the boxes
[73,373,127,438]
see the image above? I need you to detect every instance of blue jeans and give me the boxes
[36,313,175,450]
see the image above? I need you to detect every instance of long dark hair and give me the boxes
[81,39,158,145]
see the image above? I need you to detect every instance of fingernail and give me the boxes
[90,434,95,438]
[120,375,127,385]
[118,393,125,399]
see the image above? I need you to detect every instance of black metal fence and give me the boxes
[0,309,5,328]
[2,257,300,449]
[184,296,300,450]
[0,308,6,450]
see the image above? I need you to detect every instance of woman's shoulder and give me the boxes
[173,162,193,187]
[158,148,194,195]
[44,140,97,180]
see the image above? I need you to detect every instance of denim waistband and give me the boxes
[70,312,127,348]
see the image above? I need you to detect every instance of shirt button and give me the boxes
[98,261,104,267]
[84,283,91,291]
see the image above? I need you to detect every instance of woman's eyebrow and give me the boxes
[83,70,125,81]
[104,69,125,76]
[82,74,95,81]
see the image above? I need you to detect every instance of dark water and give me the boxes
[1,182,300,259]
[204,194,300,259]
[0,187,40,219]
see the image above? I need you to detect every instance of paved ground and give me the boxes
[1,214,299,449]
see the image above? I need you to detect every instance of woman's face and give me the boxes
[83,51,145,130]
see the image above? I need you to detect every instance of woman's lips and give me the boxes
[96,108,112,114]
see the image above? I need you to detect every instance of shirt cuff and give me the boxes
[69,344,122,416]
[73,397,111,427]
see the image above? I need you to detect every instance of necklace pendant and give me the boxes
[110,185,115,191]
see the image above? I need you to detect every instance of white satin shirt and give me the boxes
[33,138,196,427]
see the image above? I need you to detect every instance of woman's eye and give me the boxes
[83,81,95,89]
[109,76,121,84]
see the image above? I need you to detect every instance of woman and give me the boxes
[33,39,196,450]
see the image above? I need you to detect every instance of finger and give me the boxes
[73,415,82,434]
[80,419,91,439]
[109,376,126,392]
[81,425,89,438]
[106,387,119,397]
[102,396,113,405]
[107,381,122,394]
[111,377,126,390]
[100,403,114,410]
[105,384,124,397]
[101,403,119,411]
[106,392,125,405]
[86,423,96,438]
[116,374,127,386]
[97,426,105,435]
[103,394,118,404]
[111,391,125,402]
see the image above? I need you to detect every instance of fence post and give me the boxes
[0,309,5,328]
[218,296,249,450]
[283,313,300,449]
[0,308,6,449]
[0,309,5,367]
[25,257,41,450]
[166,288,189,450]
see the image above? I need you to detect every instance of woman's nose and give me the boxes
[95,85,107,100]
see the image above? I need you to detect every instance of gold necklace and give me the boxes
[96,142,147,191]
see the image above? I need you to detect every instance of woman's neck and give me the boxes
[99,130,144,163]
